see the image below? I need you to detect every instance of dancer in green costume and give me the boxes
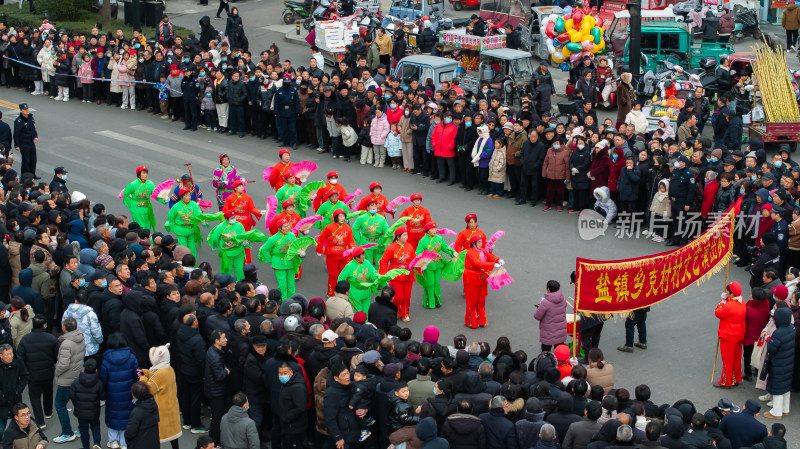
[337,245,378,313]
[352,199,389,265]
[315,191,347,229]
[276,172,303,214]
[416,222,456,309]
[208,210,266,280]
[122,165,156,231]
[165,188,204,257]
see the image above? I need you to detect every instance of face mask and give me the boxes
[434,387,438,395]
[740,189,745,194]
[444,118,452,124]
[222,65,228,70]
[221,57,227,61]
[279,375,291,384]
[384,94,391,100]
[465,122,472,128]
[61,175,67,181]
[674,161,681,168]
[553,144,560,150]
[751,175,757,181]
[404,110,410,116]
[578,144,585,150]
[236,53,240,58]
[770,309,775,316]
[106,53,112,58]
[710,157,718,163]
[78,279,86,287]
[549,123,556,128]
[228,218,237,224]
[14,225,19,231]
[369,209,377,215]
[390,104,397,110]
[434,120,441,125]
[138,58,144,63]
[206,93,212,97]
[612,154,618,162]
[100,280,108,289]
[50,51,55,55]
[330,179,338,185]
[482,89,488,94]
[775,160,783,168]
[183,58,190,63]
[134,44,141,49]
[199,72,206,77]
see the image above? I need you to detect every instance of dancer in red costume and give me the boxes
[463,234,501,328]
[379,226,416,322]
[315,209,356,296]
[222,179,263,264]
[454,213,487,252]
[398,193,431,249]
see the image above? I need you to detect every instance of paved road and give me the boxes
[0,1,797,446]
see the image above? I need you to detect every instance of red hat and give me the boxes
[283,171,296,180]
[772,284,789,300]
[223,209,236,218]
[351,246,365,257]
[178,188,192,198]
[129,49,137,56]
[282,199,294,209]
[332,208,346,218]
[353,311,367,324]
[410,193,422,201]
[276,217,292,227]
[369,182,382,191]
[394,226,407,236]
[375,87,382,95]
[728,281,742,297]
[136,165,148,175]
[554,344,570,361]
[326,190,340,200]
[465,213,477,223]
[169,64,178,71]
[468,234,482,245]
[327,171,339,179]
[424,222,437,230]
[279,148,290,157]
[231,179,244,190]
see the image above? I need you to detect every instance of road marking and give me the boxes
[260,25,297,33]
[37,160,122,196]
[0,98,36,112]
[95,130,220,171]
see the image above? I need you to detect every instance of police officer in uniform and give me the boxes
[770,205,789,277]
[13,103,39,179]
[666,154,695,246]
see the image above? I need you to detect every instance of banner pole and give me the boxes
[572,299,578,359]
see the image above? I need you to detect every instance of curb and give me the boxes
[284,30,309,46]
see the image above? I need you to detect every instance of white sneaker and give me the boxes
[93,445,101,449]
[182,424,191,430]
[53,433,77,443]
[108,441,120,449]
[62,97,68,102]
[54,95,62,101]
[31,90,41,95]
[641,230,651,237]
[121,105,127,109]
[759,393,773,402]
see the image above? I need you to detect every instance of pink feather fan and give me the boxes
[265,196,278,224]
[292,161,318,181]
[485,230,505,250]
[292,215,323,234]
[386,195,411,213]
[198,200,213,210]
[150,179,175,202]
[437,228,456,236]
[262,166,273,181]
[345,189,362,209]
[488,267,514,290]
[343,243,378,258]
[408,250,441,270]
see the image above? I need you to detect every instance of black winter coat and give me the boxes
[70,371,105,420]
[124,396,160,449]
[479,408,518,449]
[392,31,407,60]
[227,79,248,106]
[264,353,300,414]
[53,57,72,87]
[199,16,218,51]
[324,377,361,443]
[766,308,795,394]
[368,296,398,333]
[242,349,267,404]
[274,85,300,118]
[389,395,420,431]
[418,29,438,54]
[0,356,28,407]
[119,291,149,368]
[279,372,308,434]
[175,325,205,379]
[617,166,641,202]
[569,146,592,189]
[100,291,123,339]
[521,139,547,175]
[410,111,431,147]
[546,393,582,443]
[204,345,228,398]
[17,328,58,382]
[718,409,767,449]
[681,429,715,449]
[441,413,486,449]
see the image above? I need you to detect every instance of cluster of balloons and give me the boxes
[541,6,607,70]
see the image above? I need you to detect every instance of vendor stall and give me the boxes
[438,29,507,50]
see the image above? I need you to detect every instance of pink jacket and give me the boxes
[117,59,132,86]
[77,62,94,84]
[370,115,391,145]
[534,291,568,345]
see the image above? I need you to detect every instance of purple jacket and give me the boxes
[534,291,568,345]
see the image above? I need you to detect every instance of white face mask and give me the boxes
[578,144,585,150]
[330,179,338,185]
[228,218,237,224]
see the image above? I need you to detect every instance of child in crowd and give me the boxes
[70,358,105,449]
[385,122,403,170]
[648,179,671,243]
[487,136,507,198]
[349,365,377,441]
[357,118,373,165]
[201,86,217,131]
[339,117,358,163]
[157,74,170,119]
[370,106,390,168]
[388,381,420,433]
[78,53,94,103]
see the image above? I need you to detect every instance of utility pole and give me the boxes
[132,0,141,30]
[628,0,641,81]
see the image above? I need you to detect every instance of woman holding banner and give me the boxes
[714,281,746,389]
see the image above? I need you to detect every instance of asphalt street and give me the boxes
[0,0,797,446]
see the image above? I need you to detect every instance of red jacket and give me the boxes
[313,183,347,211]
[356,193,390,216]
[269,161,294,191]
[715,298,746,341]
[315,223,356,258]
[223,193,262,230]
[454,228,487,253]
[701,180,719,219]
[607,148,625,192]
[463,248,498,286]
[744,298,771,345]
[431,123,458,158]
[385,106,405,125]
[269,211,301,235]
[379,241,416,282]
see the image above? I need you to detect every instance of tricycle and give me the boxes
[388,0,443,21]
[458,48,534,106]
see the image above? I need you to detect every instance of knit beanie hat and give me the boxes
[423,325,440,344]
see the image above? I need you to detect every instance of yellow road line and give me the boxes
[0,99,19,110]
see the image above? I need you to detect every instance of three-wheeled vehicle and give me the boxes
[459,48,534,105]
[449,0,480,11]
[479,0,532,28]
[520,5,563,60]
[392,55,460,91]
[388,0,443,21]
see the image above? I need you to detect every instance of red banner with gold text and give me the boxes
[575,204,736,314]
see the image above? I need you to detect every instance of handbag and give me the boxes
[750,338,765,368]
[759,349,771,381]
